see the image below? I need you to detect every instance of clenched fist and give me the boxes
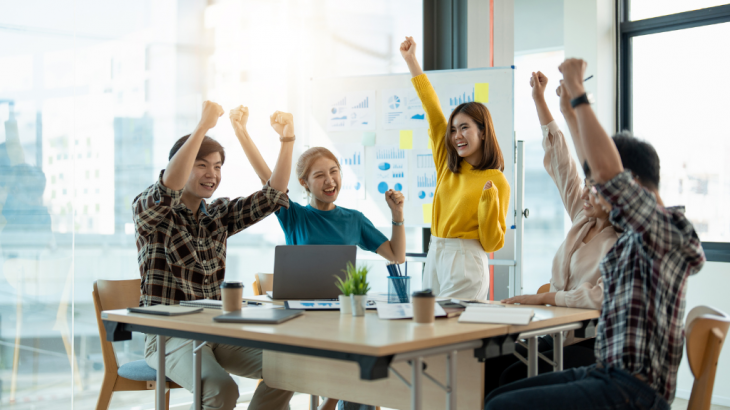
[529,71,548,101]
[385,189,405,220]
[229,105,249,135]
[558,58,588,98]
[198,100,224,131]
[400,36,417,61]
[270,111,295,138]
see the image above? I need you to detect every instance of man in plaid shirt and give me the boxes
[485,60,705,410]
[134,101,296,410]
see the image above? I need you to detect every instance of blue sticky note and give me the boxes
[362,132,376,146]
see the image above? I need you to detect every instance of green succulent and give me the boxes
[334,261,370,296]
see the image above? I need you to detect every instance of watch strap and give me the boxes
[392,220,404,226]
[570,93,590,108]
[279,135,296,142]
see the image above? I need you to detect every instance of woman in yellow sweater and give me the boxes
[400,36,511,300]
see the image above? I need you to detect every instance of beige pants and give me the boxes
[423,235,490,300]
[144,335,293,410]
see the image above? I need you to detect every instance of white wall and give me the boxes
[676,261,730,406]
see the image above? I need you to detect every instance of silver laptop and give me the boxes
[269,245,357,300]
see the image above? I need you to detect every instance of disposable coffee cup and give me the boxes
[412,289,435,324]
[221,281,243,312]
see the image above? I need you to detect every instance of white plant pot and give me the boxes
[351,294,367,317]
[339,295,352,315]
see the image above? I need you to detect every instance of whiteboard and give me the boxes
[307,67,515,229]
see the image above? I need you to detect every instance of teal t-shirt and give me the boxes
[275,202,388,253]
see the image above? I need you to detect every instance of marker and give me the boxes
[584,75,594,82]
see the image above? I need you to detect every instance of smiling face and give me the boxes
[184,152,222,200]
[450,112,484,165]
[580,178,609,220]
[301,156,341,205]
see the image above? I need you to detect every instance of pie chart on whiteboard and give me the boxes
[378,182,388,193]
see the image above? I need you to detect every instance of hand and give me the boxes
[270,111,294,138]
[483,180,493,190]
[558,58,587,97]
[385,189,405,219]
[556,81,575,117]
[501,294,545,305]
[529,71,548,100]
[229,105,249,136]
[399,36,417,61]
[198,101,224,131]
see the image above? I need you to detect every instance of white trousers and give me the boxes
[423,235,490,300]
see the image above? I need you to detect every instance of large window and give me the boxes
[0,1,422,408]
[619,2,730,257]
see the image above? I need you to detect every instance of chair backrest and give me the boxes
[537,283,551,294]
[92,279,142,372]
[256,273,274,293]
[686,305,730,410]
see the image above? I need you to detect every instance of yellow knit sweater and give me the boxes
[412,74,510,252]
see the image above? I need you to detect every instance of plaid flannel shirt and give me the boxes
[595,170,705,403]
[133,170,289,307]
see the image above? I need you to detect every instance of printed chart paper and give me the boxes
[411,149,436,203]
[327,91,376,131]
[441,84,476,114]
[333,144,366,199]
[381,88,428,130]
[371,144,408,199]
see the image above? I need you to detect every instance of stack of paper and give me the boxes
[458,306,534,325]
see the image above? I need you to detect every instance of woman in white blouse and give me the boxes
[484,71,620,395]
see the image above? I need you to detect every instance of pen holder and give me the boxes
[388,276,411,303]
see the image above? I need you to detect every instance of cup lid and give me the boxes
[221,281,243,289]
[412,289,434,297]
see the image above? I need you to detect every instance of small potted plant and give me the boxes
[344,262,370,316]
[334,273,353,315]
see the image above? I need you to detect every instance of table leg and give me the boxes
[446,350,457,410]
[157,335,166,410]
[527,337,538,378]
[193,340,203,410]
[310,395,319,408]
[553,332,563,372]
[411,357,423,410]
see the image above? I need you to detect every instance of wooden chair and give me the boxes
[92,279,182,410]
[685,305,730,410]
[537,283,551,294]
[252,273,274,296]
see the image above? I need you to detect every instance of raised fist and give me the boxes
[400,36,417,60]
[529,71,548,100]
[229,105,249,135]
[270,111,294,138]
[198,101,224,131]
[385,189,405,217]
[556,81,574,116]
[558,58,587,97]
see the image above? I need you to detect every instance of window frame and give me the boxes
[618,2,730,261]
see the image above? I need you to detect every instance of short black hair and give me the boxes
[169,135,225,164]
[582,131,660,190]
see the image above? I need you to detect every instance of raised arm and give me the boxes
[267,111,295,192]
[163,101,224,190]
[558,59,623,184]
[376,189,406,264]
[530,71,554,126]
[230,106,272,186]
[556,82,586,168]
[400,36,424,78]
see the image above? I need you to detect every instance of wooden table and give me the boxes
[102,304,599,410]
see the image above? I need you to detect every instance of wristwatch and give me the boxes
[392,220,404,226]
[570,93,590,108]
[279,135,296,142]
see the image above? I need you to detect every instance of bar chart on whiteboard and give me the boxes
[411,149,436,203]
[333,144,366,199]
[371,144,408,199]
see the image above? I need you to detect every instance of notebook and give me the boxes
[213,308,304,324]
[180,299,224,309]
[457,306,535,325]
[128,305,204,316]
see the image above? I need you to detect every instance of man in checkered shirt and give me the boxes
[485,60,705,410]
[133,101,296,410]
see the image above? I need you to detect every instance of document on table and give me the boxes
[375,302,447,320]
[458,306,535,325]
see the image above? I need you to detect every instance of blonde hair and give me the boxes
[296,147,342,193]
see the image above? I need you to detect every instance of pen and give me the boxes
[584,75,593,82]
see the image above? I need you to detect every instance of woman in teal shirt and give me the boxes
[231,107,405,410]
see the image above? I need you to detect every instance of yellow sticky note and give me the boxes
[475,83,489,103]
[399,130,413,150]
[427,139,433,150]
[422,203,433,224]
